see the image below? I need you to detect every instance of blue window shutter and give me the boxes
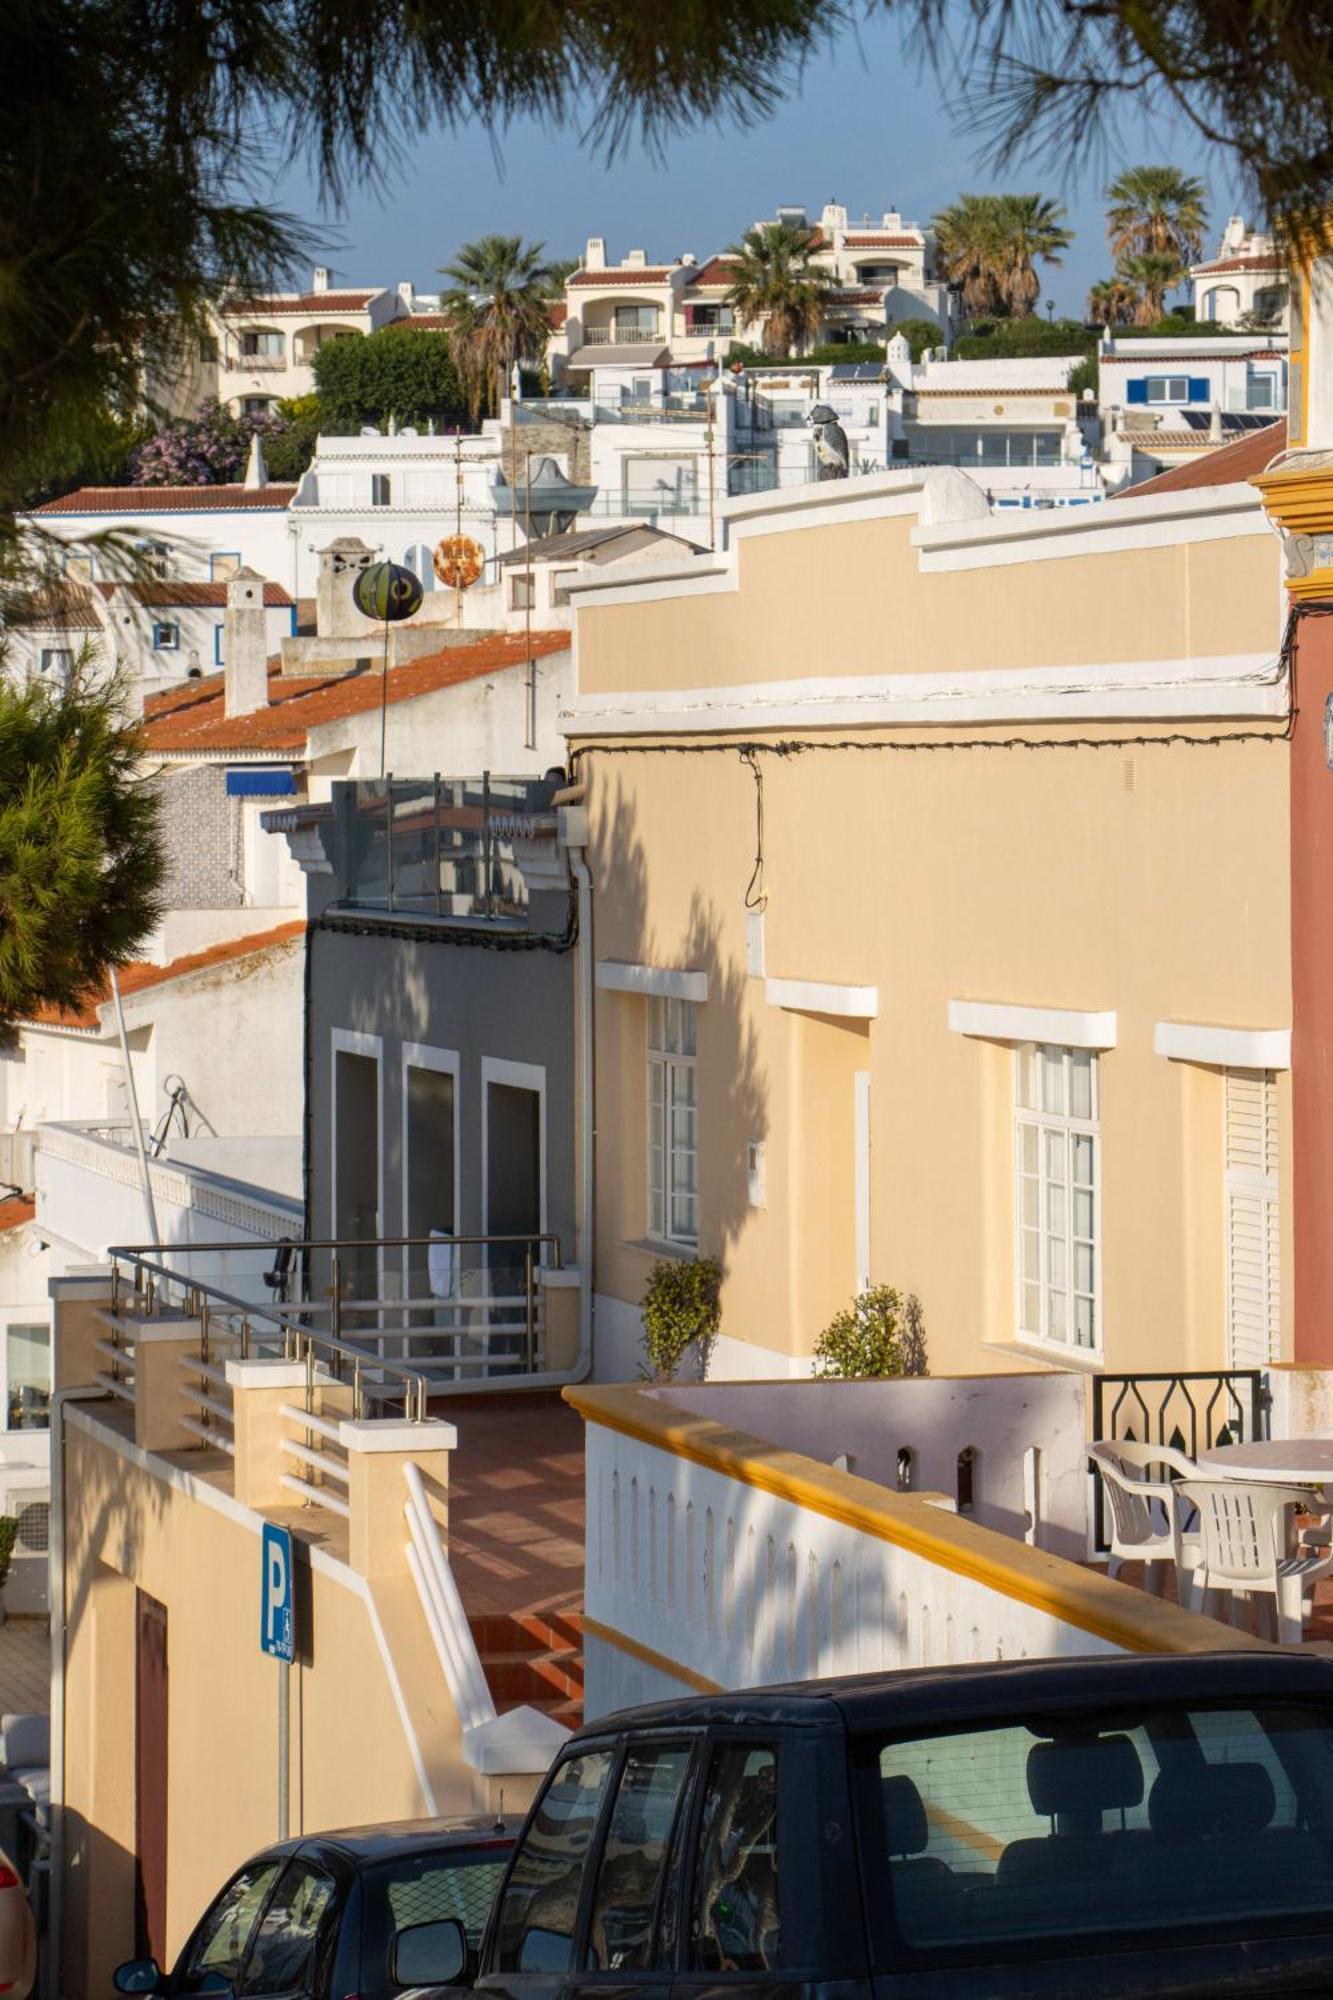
[1188,376,1210,401]
[1126,379,1148,404]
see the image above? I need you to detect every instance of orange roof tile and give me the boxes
[1111,419,1286,497]
[568,268,673,287]
[689,257,740,289]
[141,629,569,756]
[1191,254,1286,275]
[33,484,297,516]
[843,232,922,248]
[0,1198,35,1233]
[222,291,379,314]
[96,579,293,608]
[23,921,306,1032]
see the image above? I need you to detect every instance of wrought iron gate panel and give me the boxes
[1090,1369,1267,1552]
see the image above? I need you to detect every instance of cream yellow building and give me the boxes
[567,462,1292,1381]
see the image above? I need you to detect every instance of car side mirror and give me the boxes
[394,1917,470,1987]
[114,1964,163,1996]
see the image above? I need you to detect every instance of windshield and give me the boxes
[853,1701,1333,1964]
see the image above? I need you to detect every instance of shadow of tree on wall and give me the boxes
[590,767,769,1375]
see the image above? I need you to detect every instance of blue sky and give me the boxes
[275,13,1236,317]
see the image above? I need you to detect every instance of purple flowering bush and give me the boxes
[129,399,288,486]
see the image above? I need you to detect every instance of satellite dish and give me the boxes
[434,536,485,590]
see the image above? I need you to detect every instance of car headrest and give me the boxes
[883,1774,929,1856]
[1148,1762,1275,1843]
[1027,1735,1144,1818]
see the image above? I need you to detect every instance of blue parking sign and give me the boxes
[260,1522,295,1662]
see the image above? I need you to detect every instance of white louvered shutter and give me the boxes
[1225,1068,1281,1368]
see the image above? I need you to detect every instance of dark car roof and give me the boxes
[575,1651,1333,1741]
[254,1815,521,1867]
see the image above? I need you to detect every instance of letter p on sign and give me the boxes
[260,1522,295,1662]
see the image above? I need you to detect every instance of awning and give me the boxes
[226,766,297,797]
[566,344,671,369]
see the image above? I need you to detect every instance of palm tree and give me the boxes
[438,235,556,420]
[1086,276,1139,325]
[993,194,1072,314]
[723,222,834,356]
[1117,249,1189,323]
[933,195,1008,317]
[1106,168,1208,269]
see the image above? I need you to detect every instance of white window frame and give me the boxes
[1014,1043,1102,1356]
[647,996,699,1249]
[150,621,179,652]
[1145,376,1192,405]
[480,1055,547,1239]
[401,1042,460,1297]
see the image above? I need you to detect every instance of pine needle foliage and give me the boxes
[0,675,164,1031]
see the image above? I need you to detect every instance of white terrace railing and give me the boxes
[567,1384,1263,1721]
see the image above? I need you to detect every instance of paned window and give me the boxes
[6,1324,49,1429]
[648,997,698,1247]
[1015,1043,1099,1352]
[151,622,178,651]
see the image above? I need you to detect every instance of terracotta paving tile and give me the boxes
[431,1390,587,1621]
[0,1620,49,1717]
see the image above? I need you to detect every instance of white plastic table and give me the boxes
[1196,1438,1333,1486]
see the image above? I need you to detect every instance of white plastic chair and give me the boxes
[1088,1442,1202,1603]
[1179,1479,1333,1643]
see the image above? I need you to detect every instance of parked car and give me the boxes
[0,1844,36,2000]
[113,1816,519,2000]
[441,1652,1333,2000]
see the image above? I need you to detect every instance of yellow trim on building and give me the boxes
[582,1615,725,1695]
[565,1384,1267,1658]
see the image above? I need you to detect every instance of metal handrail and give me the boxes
[105,1230,564,1423]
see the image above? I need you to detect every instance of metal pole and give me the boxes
[110,965,160,1249]
[277,1660,290,1840]
[482,770,493,919]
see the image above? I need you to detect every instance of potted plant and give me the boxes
[812,1286,928,1379]
[641,1256,723,1382]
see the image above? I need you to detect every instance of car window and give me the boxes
[689,1746,781,1973]
[584,1744,692,1972]
[856,1700,1333,1964]
[240,1860,339,1995]
[359,1846,511,1994]
[492,1750,614,1973]
[179,1862,283,1990]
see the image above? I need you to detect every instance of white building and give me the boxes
[1098,330,1288,488]
[1191,218,1290,329]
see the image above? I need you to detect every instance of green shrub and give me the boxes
[812,1287,927,1380]
[0,1516,19,1594]
[641,1256,723,1381]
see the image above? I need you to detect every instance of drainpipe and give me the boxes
[47,1385,111,2000]
[109,966,159,1249]
[567,836,596,1382]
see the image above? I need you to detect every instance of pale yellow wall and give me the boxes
[575,510,1279,695]
[587,717,1291,1376]
[59,1421,451,1997]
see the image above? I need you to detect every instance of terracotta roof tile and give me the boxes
[222,292,379,314]
[96,579,293,608]
[688,257,740,289]
[568,268,673,287]
[1191,255,1286,275]
[1111,419,1285,497]
[141,629,569,755]
[33,484,297,516]
[23,920,306,1032]
[842,232,922,248]
[0,1198,34,1233]
[6,584,102,630]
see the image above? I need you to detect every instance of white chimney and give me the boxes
[1208,399,1224,444]
[584,237,606,271]
[312,264,331,294]
[242,431,268,491]
[625,248,647,268]
[397,280,415,313]
[223,568,270,717]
